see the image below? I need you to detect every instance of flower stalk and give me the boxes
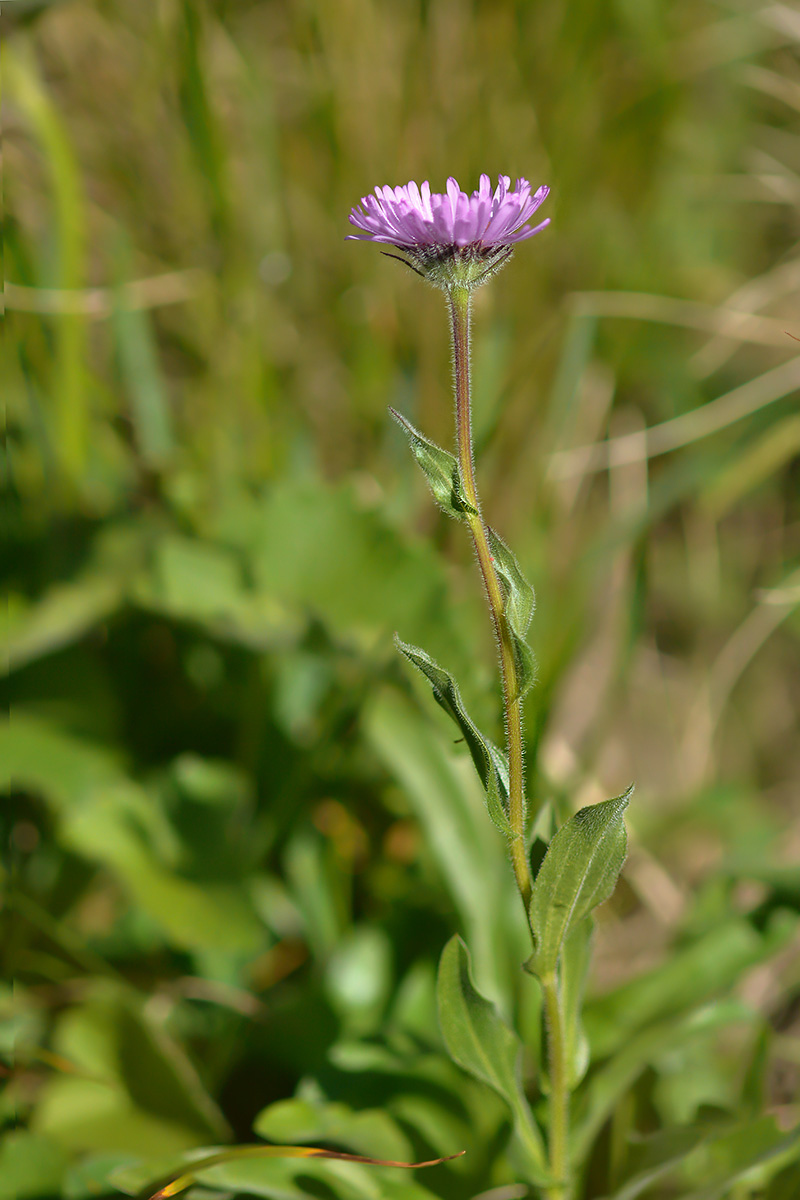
[448,284,532,910]
[450,276,571,1196]
[346,173,608,1200]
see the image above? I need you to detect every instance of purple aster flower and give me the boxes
[347,174,549,289]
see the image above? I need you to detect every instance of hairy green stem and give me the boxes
[542,972,570,1199]
[447,284,532,911]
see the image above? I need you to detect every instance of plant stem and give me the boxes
[542,971,570,1199]
[447,284,532,912]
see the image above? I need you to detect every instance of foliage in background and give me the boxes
[3,1,799,1198]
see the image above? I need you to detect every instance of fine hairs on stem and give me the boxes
[447,283,532,912]
[447,282,568,1199]
[348,174,589,1199]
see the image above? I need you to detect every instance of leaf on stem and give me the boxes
[560,919,592,1090]
[597,1126,710,1200]
[487,528,535,636]
[437,936,550,1183]
[529,787,632,978]
[486,528,536,699]
[394,637,512,836]
[509,634,537,701]
[390,409,477,519]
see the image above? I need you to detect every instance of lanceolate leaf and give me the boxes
[599,1127,710,1200]
[573,999,754,1163]
[487,527,535,636]
[529,787,632,977]
[510,632,537,701]
[561,919,592,1090]
[395,637,512,836]
[681,1118,800,1200]
[485,528,536,699]
[390,409,477,519]
[437,936,550,1183]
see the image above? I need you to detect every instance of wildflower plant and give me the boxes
[350,175,632,1200]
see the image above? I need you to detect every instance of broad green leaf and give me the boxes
[390,409,477,519]
[3,712,264,952]
[217,479,452,647]
[652,1023,746,1125]
[363,687,527,1007]
[254,1097,412,1163]
[33,983,229,1156]
[0,711,121,811]
[437,936,549,1182]
[4,573,126,675]
[0,1131,66,1200]
[199,1157,442,1200]
[573,999,755,1162]
[142,536,250,623]
[394,638,512,836]
[386,1095,469,1164]
[63,785,264,952]
[324,927,393,1034]
[680,1117,800,1200]
[3,522,148,674]
[529,788,632,977]
[325,1037,501,1172]
[767,1161,800,1200]
[585,913,798,1058]
[599,1126,709,1200]
[63,1153,137,1200]
[561,920,592,1090]
[487,527,535,636]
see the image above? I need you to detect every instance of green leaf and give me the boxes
[599,1126,710,1200]
[363,687,528,1006]
[2,713,264,953]
[34,982,229,1157]
[767,1161,800,1200]
[221,478,452,646]
[529,787,632,977]
[585,913,797,1059]
[394,637,512,836]
[680,1117,800,1200]
[390,409,477,519]
[326,1035,509,1156]
[63,1153,137,1200]
[0,1132,66,1200]
[487,527,535,636]
[561,920,592,1090]
[485,528,536,699]
[510,631,537,701]
[437,936,549,1183]
[254,1097,413,1163]
[573,999,755,1162]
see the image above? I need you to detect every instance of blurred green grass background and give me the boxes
[3,1,800,1197]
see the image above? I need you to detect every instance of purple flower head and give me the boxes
[347,174,549,289]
